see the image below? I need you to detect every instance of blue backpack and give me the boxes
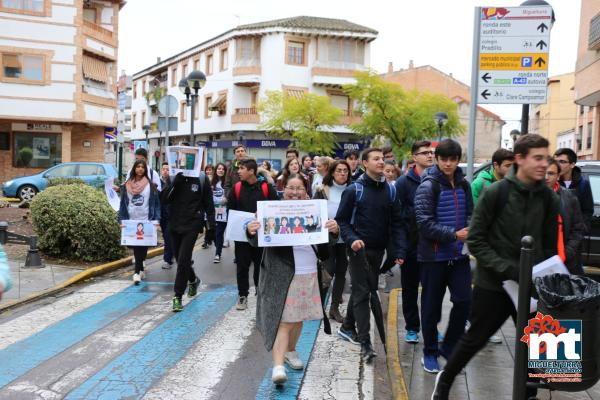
[350,181,397,226]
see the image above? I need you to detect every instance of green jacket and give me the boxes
[468,169,559,292]
[471,167,497,206]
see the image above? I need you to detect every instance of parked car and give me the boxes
[575,161,600,268]
[2,162,117,201]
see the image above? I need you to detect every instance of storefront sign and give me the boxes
[207,139,292,149]
[12,123,61,133]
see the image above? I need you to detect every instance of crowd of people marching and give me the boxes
[2,133,585,397]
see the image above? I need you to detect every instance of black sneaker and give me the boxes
[187,278,200,298]
[361,341,377,363]
[337,326,360,345]
[431,370,451,400]
[201,242,209,249]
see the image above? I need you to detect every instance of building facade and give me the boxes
[0,0,123,184]
[530,72,576,153]
[130,16,377,166]
[381,62,505,162]
[557,129,576,152]
[575,0,600,160]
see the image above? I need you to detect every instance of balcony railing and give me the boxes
[235,107,257,115]
[232,107,259,124]
[83,19,115,41]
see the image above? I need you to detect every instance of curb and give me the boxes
[0,246,165,313]
[0,197,19,203]
[386,288,410,400]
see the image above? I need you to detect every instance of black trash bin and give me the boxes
[534,273,600,392]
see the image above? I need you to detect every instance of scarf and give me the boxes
[554,182,566,263]
[126,176,149,196]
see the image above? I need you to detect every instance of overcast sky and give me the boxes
[118,0,582,138]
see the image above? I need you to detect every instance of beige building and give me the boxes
[0,0,124,184]
[381,62,505,162]
[575,0,600,159]
[530,72,577,153]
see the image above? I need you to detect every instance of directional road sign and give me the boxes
[477,6,552,104]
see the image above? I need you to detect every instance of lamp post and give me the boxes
[434,112,448,142]
[178,70,207,146]
[143,124,150,145]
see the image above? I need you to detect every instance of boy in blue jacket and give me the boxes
[414,139,473,374]
[335,148,406,362]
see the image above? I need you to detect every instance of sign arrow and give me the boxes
[534,57,546,67]
[537,23,548,33]
[536,40,547,50]
[482,73,492,83]
[481,89,491,100]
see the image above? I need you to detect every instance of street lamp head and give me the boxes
[434,112,449,127]
[510,129,521,143]
[142,124,151,131]
[187,70,206,92]
[178,78,190,95]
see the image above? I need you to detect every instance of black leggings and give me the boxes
[171,229,200,298]
[132,246,148,274]
[326,243,348,305]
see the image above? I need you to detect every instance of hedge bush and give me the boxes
[30,183,124,262]
[47,177,86,187]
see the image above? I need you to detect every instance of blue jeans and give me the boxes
[160,218,174,264]
[420,258,472,357]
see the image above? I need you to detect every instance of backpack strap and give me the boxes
[234,181,242,201]
[493,179,509,218]
[350,182,364,226]
[261,181,269,199]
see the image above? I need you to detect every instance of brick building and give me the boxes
[381,61,505,162]
[0,0,124,184]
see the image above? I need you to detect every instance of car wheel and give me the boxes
[18,185,38,201]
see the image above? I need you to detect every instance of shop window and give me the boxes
[13,132,61,168]
[0,132,9,150]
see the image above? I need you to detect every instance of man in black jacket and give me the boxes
[554,148,594,232]
[335,148,406,362]
[227,158,278,310]
[161,171,215,312]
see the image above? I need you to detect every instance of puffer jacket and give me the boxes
[395,166,422,259]
[414,165,472,263]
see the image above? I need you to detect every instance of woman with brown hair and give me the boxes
[275,157,311,198]
[247,173,338,385]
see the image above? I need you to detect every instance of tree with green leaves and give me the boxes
[257,90,344,154]
[344,71,464,156]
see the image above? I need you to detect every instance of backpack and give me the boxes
[234,180,269,201]
[487,179,554,226]
[350,181,397,226]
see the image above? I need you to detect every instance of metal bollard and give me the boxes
[24,235,43,268]
[0,221,7,245]
[513,236,534,400]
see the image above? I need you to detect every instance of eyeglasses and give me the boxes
[556,160,571,165]
[285,186,306,192]
[415,151,434,156]
[334,169,349,174]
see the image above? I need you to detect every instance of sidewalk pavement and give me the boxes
[389,288,600,400]
[0,260,81,304]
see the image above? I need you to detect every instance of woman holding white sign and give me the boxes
[246,173,338,386]
[118,160,161,285]
[212,163,228,263]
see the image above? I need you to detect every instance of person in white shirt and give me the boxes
[134,148,162,192]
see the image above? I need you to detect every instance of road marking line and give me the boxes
[65,285,237,400]
[143,295,257,400]
[0,283,155,388]
[386,288,410,400]
[0,295,175,398]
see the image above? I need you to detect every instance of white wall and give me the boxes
[84,104,115,125]
[0,98,75,119]
[85,38,115,58]
[0,82,75,100]
[0,19,76,43]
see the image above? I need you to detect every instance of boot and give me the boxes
[329,302,344,323]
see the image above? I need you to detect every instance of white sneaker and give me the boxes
[214,255,221,263]
[378,274,386,289]
[139,271,145,280]
[272,365,287,385]
[133,273,141,285]
[284,351,304,370]
[489,334,502,344]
